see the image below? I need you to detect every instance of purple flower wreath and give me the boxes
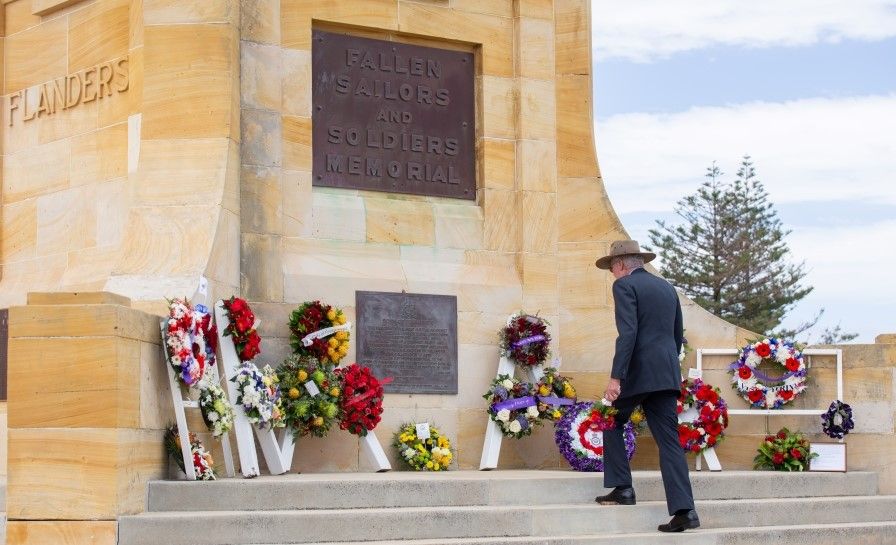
[821,400,854,439]
[554,401,636,472]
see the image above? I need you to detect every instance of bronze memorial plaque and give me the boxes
[356,291,458,394]
[312,30,475,200]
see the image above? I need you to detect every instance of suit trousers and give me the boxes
[602,390,695,515]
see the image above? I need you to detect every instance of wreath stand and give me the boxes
[216,300,392,475]
[479,357,547,470]
[693,347,844,471]
[160,282,235,480]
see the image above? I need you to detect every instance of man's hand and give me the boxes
[604,378,621,403]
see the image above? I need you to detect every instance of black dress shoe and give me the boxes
[658,509,700,532]
[595,486,636,505]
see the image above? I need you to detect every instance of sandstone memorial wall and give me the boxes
[0,1,894,544]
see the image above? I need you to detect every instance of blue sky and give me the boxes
[591,1,896,343]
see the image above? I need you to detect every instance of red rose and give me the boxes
[779,390,794,401]
[229,298,247,312]
[765,435,775,443]
[772,452,785,465]
[755,343,771,358]
[738,366,752,380]
[700,405,712,417]
[690,444,701,452]
[707,435,717,446]
[705,422,722,436]
[785,358,800,372]
[747,389,764,403]
[791,448,802,459]
[777,431,787,440]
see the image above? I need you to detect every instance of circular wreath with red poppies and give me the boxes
[222,297,261,362]
[677,379,729,454]
[164,298,215,387]
[730,338,807,409]
[499,313,551,368]
[288,301,350,365]
[335,364,388,436]
[555,401,636,472]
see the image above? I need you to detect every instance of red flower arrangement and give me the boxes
[499,313,551,368]
[754,427,817,471]
[677,379,729,454]
[335,364,390,436]
[222,297,261,362]
[288,301,350,365]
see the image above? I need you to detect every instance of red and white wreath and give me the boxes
[164,298,216,387]
[677,379,729,454]
[730,338,807,409]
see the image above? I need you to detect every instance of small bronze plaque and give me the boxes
[312,30,476,200]
[356,291,458,394]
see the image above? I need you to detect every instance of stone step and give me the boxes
[118,495,896,545]
[146,470,878,511]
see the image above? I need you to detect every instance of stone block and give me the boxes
[67,0,129,73]
[282,0,399,50]
[7,427,166,519]
[70,122,128,187]
[482,188,517,252]
[115,205,219,275]
[519,78,555,141]
[282,169,313,236]
[521,253,559,316]
[94,177,128,247]
[517,17,554,80]
[458,311,512,346]
[481,76,517,139]
[432,201,483,249]
[291,428,361,473]
[241,233,284,302]
[242,0,281,45]
[282,48,311,116]
[521,191,557,253]
[482,137,515,190]
[241,108,282,167]
[364,197,435,246]
[557,177,602,241]
[282,115,311,170]
[142,24,237,139]
[680,300,740,351]
[399,3,512,77]
[450,0,513,18]
[99,47,141,125]
[305,189,364,241]
[6,520,117,545]
[130,0,144,48]
[36,90,100,145]
[554,0,590,75]
[3,138,70,203]
[133,138,230,206]
[556,74,599,178]
[2,198,37,263]
[519,0,554,19]
[241,165,283,235]
[23,291,131,307]
[36,184,97,255]
[4,0,42,37]
[456,276,521,317]
[59,245,118,292]
[139,341,175,430]
[241,41,282,111]
[206,207,241,292]
[559,308,616,373]
[518,139,557,192]
[5,16,66,93]
[142,0,238,24]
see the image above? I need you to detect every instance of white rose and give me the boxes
[502,379,514,389]
[403,448,415,459]
[208,411,219,422]
[746,352,762,366]
[526,406,539,418]
[776,350,790,364]
[497,409,511,422]
[508,420,522,434]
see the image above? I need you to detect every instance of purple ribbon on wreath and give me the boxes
[492,395,537,412]
[728,361,806,382]
[538,396,575,406]
[511,335,546,349]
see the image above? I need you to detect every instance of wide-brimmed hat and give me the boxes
[595,240,656,270]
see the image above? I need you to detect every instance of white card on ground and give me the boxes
[810,443,847,472]
[416,422,431,440]
[304,381,320,397]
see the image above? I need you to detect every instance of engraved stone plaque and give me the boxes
[356,291,458,394]
[312,30,476,200]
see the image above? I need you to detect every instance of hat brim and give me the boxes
[595,252,656,270]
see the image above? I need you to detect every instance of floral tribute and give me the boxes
[164,425,216,480]
[483,375,541,438]
[753,427,817,471]
[222,297,261,362]
[499,313,551,368]
[730,338,808,409]
[288,301,351,365]
[277,355,341,438]
[677,379,729,454]
[335,364,389,437]
[535,367,577,421]
[231,363,284,428]
[555,401,636,472]
[821,400,855,440]
[197,376,235,438]
[164,298,217,387]
[393,423,454,471]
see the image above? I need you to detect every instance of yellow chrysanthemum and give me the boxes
[335,331,348,341]
[326,309,337,321]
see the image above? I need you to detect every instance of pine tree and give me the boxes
[647,156,812,335]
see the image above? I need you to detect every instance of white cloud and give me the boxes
[595,94,896,215]
[592,0,896,62]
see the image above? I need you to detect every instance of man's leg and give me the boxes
[602,395,642,489]
[641,391,695,515]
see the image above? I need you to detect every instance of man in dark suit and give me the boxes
[593,240,700,533]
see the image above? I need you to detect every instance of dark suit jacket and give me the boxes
[611,268,684,399]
